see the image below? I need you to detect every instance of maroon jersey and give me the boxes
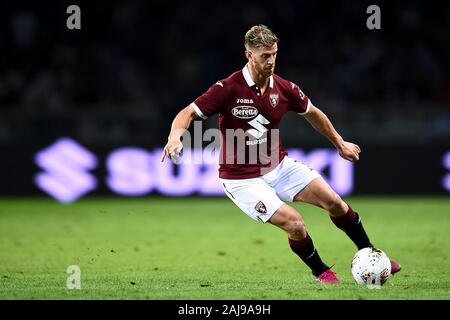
[192,65,311,179]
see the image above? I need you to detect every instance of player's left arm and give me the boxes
[303,104,361,162]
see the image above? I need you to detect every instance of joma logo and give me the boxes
[236,98,254,104]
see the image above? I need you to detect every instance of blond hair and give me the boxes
[244,24,279,50]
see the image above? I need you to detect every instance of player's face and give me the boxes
[247,43,278,78]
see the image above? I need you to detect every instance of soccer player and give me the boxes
[161,25,401,284]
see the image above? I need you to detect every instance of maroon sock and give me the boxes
[331,206,373,250]
[330,206,357,228]
[289,234,328,276]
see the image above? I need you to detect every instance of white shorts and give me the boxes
[220,156,321,223]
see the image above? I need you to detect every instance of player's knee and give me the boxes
[287,218,307,239]
[323,193,345,214]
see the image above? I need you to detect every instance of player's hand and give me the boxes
[161,139,183,163]
[337,141,361,162]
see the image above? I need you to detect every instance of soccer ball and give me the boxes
[351,247,391,287]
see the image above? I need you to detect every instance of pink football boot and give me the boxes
[390,259,402,274]
[316,268,341,285]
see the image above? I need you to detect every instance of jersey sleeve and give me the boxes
[192,81,227,119]
[288,82,312,115]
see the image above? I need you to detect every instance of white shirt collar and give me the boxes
[242,64,274,88]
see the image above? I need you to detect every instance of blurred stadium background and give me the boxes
[0,0,449,300]
[0,0,449,199]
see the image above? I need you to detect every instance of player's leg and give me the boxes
[293,177,401,273]
[293,176,373,250]
[268,204,339,283]
[220,177,339,283]
[272,157,373,254]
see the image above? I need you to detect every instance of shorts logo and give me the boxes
[255,201,267,214]
[232,106,258,119]
[269,93,279,108]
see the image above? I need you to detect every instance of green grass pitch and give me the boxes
[0,196,449,300]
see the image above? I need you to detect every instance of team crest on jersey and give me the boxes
[269,93,279,108]
[255,201,267,214]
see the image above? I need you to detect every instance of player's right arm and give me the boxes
[160,104,198,162]
[161,80,227,162]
